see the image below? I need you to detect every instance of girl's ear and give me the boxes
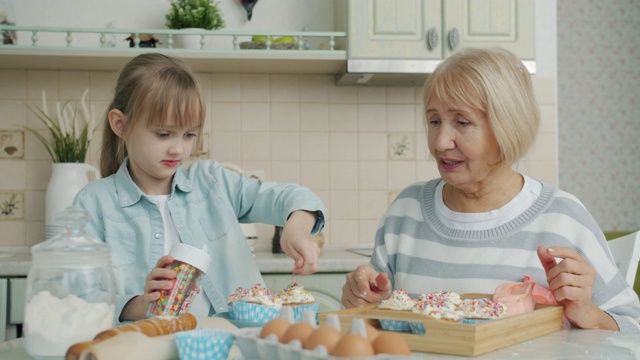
[108,109,126,138]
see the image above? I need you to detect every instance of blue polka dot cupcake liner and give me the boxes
[175,328,234,360]
[285,302,320,323]
[409,321,426,335]
[460,318,490,324]
[228,302,281,324]
[379,319,412,332]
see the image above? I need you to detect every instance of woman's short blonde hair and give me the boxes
[423,47,540,166]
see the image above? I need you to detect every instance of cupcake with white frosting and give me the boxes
[228,283,282,324]
[410,291,464,334]
[278,282,319,322]
[377,289,415,332]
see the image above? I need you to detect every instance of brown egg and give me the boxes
[259,318,290,340]
[330,333,375,357]
[280,322,315,344]
[303,325,342,352]
[372,332,412,355]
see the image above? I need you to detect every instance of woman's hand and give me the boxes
[342,265,391,308]
[120,255,176,321]
[537,245,618,330]
[280,210,320,275]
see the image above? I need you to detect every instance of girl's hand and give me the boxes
[280,210,320,275]
[537,245,618,330]
[121,255,176,321]
[143,255,177,302]
[342,265,391,308]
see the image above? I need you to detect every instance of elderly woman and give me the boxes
[341,48,640,333]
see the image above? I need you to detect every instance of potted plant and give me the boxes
[165,0,225,48]
[24,89,101,238]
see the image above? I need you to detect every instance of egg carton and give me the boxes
[235,327,414,360]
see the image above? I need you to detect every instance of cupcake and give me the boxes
[228,283,282,324]
[410,291,463,334]
[278,282,319,322]
[459,298,507,324]
[377,289,415,332]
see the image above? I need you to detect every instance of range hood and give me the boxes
[335,59,537,87]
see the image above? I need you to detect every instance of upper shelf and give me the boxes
[0,26,348,74]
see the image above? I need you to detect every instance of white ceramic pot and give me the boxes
[176,28,203,49]
[45,163,100,239]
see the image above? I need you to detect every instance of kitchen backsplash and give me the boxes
[0,70,557,247]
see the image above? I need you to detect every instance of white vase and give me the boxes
[45,163,101,239]
[176,28,203,49]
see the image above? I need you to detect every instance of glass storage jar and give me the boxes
[24,206,115,360]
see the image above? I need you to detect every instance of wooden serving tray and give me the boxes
[318,294,564,357]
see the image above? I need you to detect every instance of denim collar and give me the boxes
[114,158,195,207]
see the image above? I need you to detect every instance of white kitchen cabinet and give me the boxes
[0,277,26,341]
[342,0,535,60]
[9,278,26,325]
[262,273,345,313]
[0,279,6,341]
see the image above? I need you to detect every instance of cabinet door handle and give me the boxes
[448,27,460,50]
[427,27,439,50]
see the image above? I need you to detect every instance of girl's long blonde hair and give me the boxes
[100,53,205,177]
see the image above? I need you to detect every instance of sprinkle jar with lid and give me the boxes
[24,206,116,360]
[147,243,211,317]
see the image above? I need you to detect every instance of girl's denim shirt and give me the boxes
[74,159,325,322]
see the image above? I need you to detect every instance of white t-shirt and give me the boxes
[435,174,543,230]
[146,195,210,317]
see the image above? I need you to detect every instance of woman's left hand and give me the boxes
[537,245,618,330]
[280,210,320,275]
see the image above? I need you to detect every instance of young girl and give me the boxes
[74,53,326,322]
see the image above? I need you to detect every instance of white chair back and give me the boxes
[607,231,640,288]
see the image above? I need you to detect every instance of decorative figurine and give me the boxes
[240,0,259,21]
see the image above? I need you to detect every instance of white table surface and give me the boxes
[1,328,638,360]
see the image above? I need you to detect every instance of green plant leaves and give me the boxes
[25,102,91,163]
[165,0,225,30]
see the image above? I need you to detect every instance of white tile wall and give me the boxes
[0,70,558,247]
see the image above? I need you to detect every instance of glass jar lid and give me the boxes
[31,206,110,266]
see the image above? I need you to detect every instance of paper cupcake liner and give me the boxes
[284,302,319,323]
[461,318,490,324]
[228,302,281,324]
[175,328,234,360]
[379,319,412,332]
[409,321,426,335]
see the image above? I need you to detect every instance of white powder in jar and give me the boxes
[25,290,115,358]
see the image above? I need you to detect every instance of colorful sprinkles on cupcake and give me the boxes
[228,283,282,308]
[278,282,315,304]
[379,289,415,311]
[459,298,507,320]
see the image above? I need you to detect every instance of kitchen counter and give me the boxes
[0,247,370,277]
[254,248,370,273]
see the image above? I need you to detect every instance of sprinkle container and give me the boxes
[147,243,211,316]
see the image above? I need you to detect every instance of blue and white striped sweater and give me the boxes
[370,179,640,333]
